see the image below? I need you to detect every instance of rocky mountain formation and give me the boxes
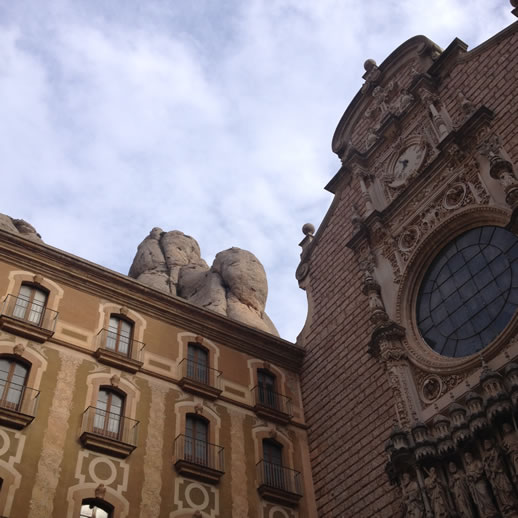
[128,228,279,336]
[0,216,278,336]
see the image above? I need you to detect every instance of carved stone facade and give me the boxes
[298,11,518,518]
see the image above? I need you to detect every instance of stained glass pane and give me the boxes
[417,226,518,357]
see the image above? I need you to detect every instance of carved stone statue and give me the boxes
[502,423,518,482]
[482,439,518,516]
[464,452,498,518]
[425,466,453,517]
[448,462,475,518]
[397,88,414,114]
[366,126,379,149]
[401,472,424,518]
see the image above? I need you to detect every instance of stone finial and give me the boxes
[364,59,377,72]
[95,483,106,500]
[13,343,25,356]
[110,374,120,387]
[512,0,518,17]
[302,223,315,237]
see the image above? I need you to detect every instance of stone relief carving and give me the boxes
[424,466,454,517]
[481,439,518,516]
[401,472,425,518]
[389,362,518,518]
[376,163,490,283]
[420,375,442,404]
[448,462,476,518]
[464,452,499,518]
[503,423,518,484]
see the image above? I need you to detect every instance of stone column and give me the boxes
[28,351,81,518]
[229,409,249,517]
[139,382,167,518]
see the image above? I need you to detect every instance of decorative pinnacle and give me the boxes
[302,223,315,237]
[364,59,377,72]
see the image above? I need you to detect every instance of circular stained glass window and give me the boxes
[417,226,518,357]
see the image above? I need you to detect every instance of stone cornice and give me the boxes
[0,230,304,371]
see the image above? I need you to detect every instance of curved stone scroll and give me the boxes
[128,228,279,336]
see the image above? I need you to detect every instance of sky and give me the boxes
[0,0,514,341]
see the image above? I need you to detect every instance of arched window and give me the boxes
[0,357,29,411]
[79,498,113,518]
[12,284,48,325]
[93,388,125,440]
[262,439,284,488]
[106,315,133,356]
[185,414,209,465]
[187,343,209,384]
[257,369,277,409]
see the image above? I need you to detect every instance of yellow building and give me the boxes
[0,228,316,517]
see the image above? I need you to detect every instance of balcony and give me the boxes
[252,386,292,425]
[94,329,145,373]
[0,294,57,343]
[173,434,224,484]
[257,460,302,507]
[0,382,39,429]
[80,406,139,458]
[178,359,222,400]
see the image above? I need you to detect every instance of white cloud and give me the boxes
[0,0,514,340]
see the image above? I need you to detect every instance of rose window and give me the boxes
[416,226,518,357]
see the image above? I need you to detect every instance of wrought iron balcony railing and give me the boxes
[252,386,292,417]
[96,329,145,362]
[174,434,225,473]
[178,359,222,389]
[257,460,303,495]
[1,294,58,332]
[81,406,139,447]
[0,380,39,429]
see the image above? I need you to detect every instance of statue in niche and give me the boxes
[502,423,518,483]
[401,472,424,518]
[424,466,454,517]
[464,452,499,518]
[482,439,518,516]
[448,462,475,518]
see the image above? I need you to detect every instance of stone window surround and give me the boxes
[176,332,221,379]
[96,304,146,351]
[396,205,515,374]
[83,372,140,427]
[2,271,63,316]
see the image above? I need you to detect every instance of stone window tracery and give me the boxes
[417,226,518,357]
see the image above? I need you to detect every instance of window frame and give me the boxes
[0,356,30,412]
[185,413,209,466]
[106,315,134,357]
[79,498,114,518]
[12,283,49,326]
[93,387,126,441]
